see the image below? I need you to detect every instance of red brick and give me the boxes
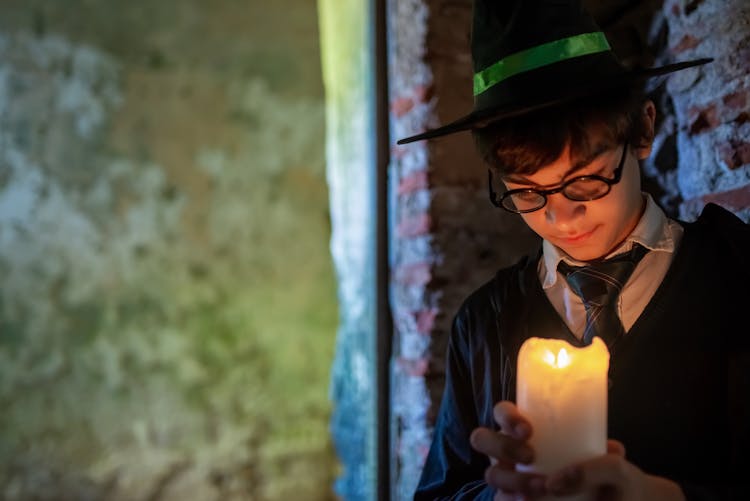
[684,184,750,213]
[718,140,750,170]
[723,90,747,110]
[414,84,434,103]
[687,103,719,135]
[397,213,432,238]
[393,262,432,285]
[415,308,438,334]
[391,96,415,117]
[398,170,429,194]
[397,356,430,377]
[671,34,701,54]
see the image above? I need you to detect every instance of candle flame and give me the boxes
[541,347,572,368]
[543,350,555,366]
[557,348,571,368]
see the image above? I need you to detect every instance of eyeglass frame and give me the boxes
[488,141,630,214]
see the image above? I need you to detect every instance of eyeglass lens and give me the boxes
[503,178,612,212]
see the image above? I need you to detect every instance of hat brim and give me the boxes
[396,58,712,145]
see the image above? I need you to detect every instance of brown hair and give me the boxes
[472,84,652,177]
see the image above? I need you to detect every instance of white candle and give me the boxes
[516,337,610,501]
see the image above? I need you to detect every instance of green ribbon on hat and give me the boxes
[473,31,611,96]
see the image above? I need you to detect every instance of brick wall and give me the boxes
[387,0,537,497]
[658,0,750,221]
[387,0,750,498]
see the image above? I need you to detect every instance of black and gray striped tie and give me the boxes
[557,245,648,347]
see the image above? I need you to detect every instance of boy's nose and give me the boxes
[544,193,585,226]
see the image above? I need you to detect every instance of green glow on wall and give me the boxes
[0,1,338,499]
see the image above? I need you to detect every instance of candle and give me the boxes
[516,336,610,500]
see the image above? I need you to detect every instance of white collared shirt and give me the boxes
[539,194,684,339]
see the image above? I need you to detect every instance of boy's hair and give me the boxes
[472,84,652,177]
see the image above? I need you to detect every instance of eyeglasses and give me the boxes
[489,142,629,214]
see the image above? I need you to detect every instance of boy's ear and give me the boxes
[635,100,657,161]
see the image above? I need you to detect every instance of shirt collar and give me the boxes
[541,193,676,289]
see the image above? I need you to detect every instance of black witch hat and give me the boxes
[397,0,711,145]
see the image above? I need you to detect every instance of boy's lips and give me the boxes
[558,226,598,244]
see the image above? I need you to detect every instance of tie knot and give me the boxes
[557,244,648,305]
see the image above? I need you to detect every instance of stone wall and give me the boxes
[0,1,337,500]
[658,0,750,220]
[387,0,750,498]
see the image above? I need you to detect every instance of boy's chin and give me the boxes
[560,243,612,262]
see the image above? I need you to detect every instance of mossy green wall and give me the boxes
[0,2,337,500]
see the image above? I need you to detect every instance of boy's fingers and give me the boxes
[546,454,628,496]
[546,464,583,496]
[484,465,547,497]
[470,427,535,464]
[492,490,524,501]
[493,401,532,439]
[607,439,626,457]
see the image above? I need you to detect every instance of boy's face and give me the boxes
[501,133,652,262]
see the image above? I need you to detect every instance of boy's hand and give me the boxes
[545,440,686,501]
[471,402,685,501]
[469,401,547,500]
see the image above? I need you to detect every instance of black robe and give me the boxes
[414,204,750,500]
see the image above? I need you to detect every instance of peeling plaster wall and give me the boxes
[0,2,337,500]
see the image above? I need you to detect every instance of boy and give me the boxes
[398,1,749,499]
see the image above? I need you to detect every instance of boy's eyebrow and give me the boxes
[502,142,612,186]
